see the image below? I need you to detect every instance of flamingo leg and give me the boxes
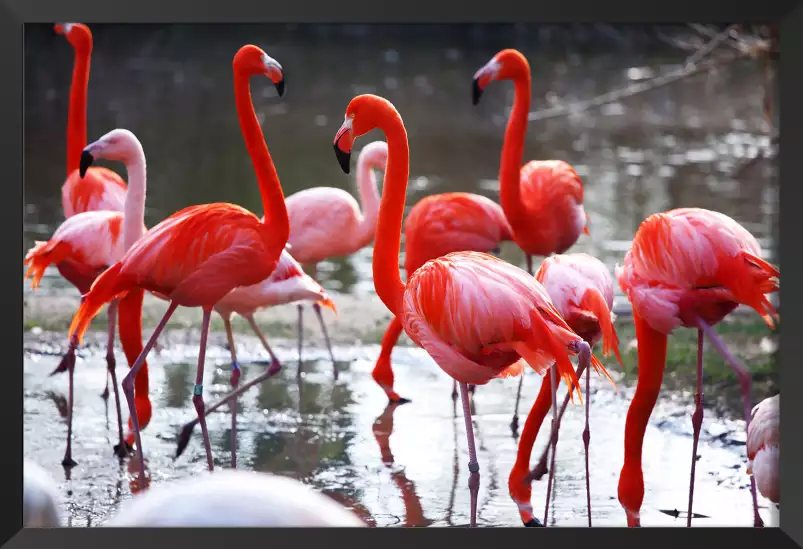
[60,338,78,468]
[122,301,178,488]
[193,310,215,472]
[312,302,338,380]
[451,380,458,401]
[174,345,282,460]
[583,360,592,527]
[543,363,560,526]
[297,304,304,378]
[685,329,704,527]
[459,381,480,527]
[511,253,535,436]
[695,316,764,528]
[223,317,240,469]
[105,299,130,459]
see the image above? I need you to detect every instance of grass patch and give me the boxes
[611,315,779,418]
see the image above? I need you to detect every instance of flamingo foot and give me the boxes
[113,441,133,458]
[524,518,544,527]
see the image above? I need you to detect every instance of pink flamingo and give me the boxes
[746,394,779,506]
[25,128,150,466]
[332,94,609,527]
[283,140,387,378]
[174,247,337,468]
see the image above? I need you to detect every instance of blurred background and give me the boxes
[24,23,778,298]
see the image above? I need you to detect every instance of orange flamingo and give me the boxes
[176,248,337,468]
[509,253,622,527]
[746,394,779,506]
[332,94,608,527]
[472,49,591,433]
[24,128,151,467]
[616,207,779,527]
[283,140,387,379]
[67,45,290,487]
[55,23,128,217]
[372,191,512,403]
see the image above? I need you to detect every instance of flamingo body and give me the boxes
[746,394,779,504]
[24,460,62,528]
[62,167,127,218]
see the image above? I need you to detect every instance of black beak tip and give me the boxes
[334,144,351,175]
[79,150,93,179]
[275,78,285,97]
[523,518,544,528]
[472,79,483,106]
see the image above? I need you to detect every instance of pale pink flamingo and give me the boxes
[282,140,387,378]
[67,45,290,488]
[174,247,337,468]
[25,128,150,466]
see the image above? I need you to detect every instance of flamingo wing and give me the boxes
[62,166,127,217]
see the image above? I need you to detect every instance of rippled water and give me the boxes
[24,24,777,303]
[23,334,776,527]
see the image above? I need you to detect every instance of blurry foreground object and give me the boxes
[104,471,367,527]
[23,460,62,528]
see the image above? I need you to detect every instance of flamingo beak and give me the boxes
[262,54,285,97]
[472,77,484,106]
[472,60,499,106]
[274,77,285,97]
[79,150,94,178]
[333,120,354,175]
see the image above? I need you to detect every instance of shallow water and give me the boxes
[24,333,776,527]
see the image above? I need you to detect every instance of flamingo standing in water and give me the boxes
[508,253,622,527]
[372,192,513,403]
[25,129,152,467]
[746,394,779,509]
[283,140,388,378]
[472,49,591,433]
[332,94,608,527]
[67,45,290,488]
[615,207,779,528]
[174,248,337,468]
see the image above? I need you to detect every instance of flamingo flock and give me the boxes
[23,25,779,528]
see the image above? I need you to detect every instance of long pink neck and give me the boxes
[372,111,410,317]
[233,68,289,248]
[120,137,147,250]
[498,77,531,228]
[352,144,385,249]
[66,43,91,177]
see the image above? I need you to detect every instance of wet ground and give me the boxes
[24,326,777,528]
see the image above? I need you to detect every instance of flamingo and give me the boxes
[67,44,290,488]
[332,94,609,527]
[51,23,150,409]
[24,460,62,527]
[174,247,337,468]
[102,470,366,526]
[472,49,591,433]
[372,191,513,403]
[746,394,779,507]
[615,207,779,527]
[283,140,387,379]
[508,253,623,527]
[24,128,151,467]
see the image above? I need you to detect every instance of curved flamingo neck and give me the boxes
[498,76,531,228]
[233,67,289,248]
[513,369,552,475]
[618,312,667,518]
[372,110,409,317]
[120,136,147,250]
[352,147,384,249]
[66,41,92,177]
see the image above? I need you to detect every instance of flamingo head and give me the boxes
[233,45,285,97]
[80,128,142,178]
[334,94,399,175]
[472,48,530,105]
[54,23,92,53]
